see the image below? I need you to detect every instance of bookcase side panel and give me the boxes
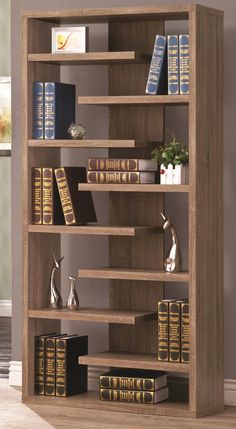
[108,20,165,354]
[189,6,224,416]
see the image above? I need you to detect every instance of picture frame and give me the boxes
[0,76,11,145]
[51,26,88,53]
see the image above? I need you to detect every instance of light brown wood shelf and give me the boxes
[78,268,189,282]
[28,51,151,65]
[79,351,189,373]
[78,183,189,192]
[28,307,156,324]
[28,139,155,148]
[78,95,189,106]
[28,225,162,236]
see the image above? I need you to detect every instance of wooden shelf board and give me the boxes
[78,268,189,282]
[78,95,189,106]
[28,51,151,64]
[28,225,162,236]
[28,139,156,148]
[28,307,156,324]
[79,351,189,373]
[78,183,189,193]
[23,391,191,418]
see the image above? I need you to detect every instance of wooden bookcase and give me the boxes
[22,4,223,418]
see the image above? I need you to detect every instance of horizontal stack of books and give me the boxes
[145,34,189,95]
[32,166,97,225]
[100,369,168,404]
[33,82,75,139]
[87,158,158,184]
[158,299,189,363]
[35,333,88,397]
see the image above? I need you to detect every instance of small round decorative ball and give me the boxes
[67,122,86,140]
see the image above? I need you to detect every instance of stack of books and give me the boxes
[35,333,88,397]
[32,166,97,225]
[157,299,189,363]
[99,369,168,404]
[145,34,189,95]
[87,158,158,184]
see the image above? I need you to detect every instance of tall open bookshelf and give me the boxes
[22,4,223,418]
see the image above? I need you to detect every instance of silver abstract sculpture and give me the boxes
[66,276,79,311]
[47,254,64,309]
[67,122,86,140]
[161,212,181,273]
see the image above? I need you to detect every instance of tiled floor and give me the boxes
[0,317,11,378]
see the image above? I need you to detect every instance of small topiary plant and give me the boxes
[151,133,189,169]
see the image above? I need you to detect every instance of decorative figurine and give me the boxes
[67,122,86,140]
[160,212,181,273]
[47,254,64,309]
[66,276,80,311]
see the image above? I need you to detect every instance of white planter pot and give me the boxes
[160,163,189,185]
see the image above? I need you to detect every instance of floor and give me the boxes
[1,380,236,429]
[0,317,11,378]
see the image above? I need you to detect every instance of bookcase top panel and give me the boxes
[21,4,223,23]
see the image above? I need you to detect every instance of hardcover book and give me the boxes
[32,167,42,224]
[145,35,167,95]
[157,299,176,361]
[181,301,190,363]
[54,167,97,225]
[100,369,167,391]
[45,334,67,396]
[33,82,44,139]
[100,386,169,404]
[169,301,181,362]
[87,158,157,172]
[87,171,156,184]
[34,333,57,395]
[44,82,75,139]
[179,35,189,95]
[56,335,88,396]
[42,168,64,225]
[167,35,179,95]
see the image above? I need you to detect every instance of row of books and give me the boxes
[99,369,168,404]
[158,299,189,363]
[87,158,157,184]
[146,34,189,95]
[35,333,88,396]
[32,166,96,225]
[33,82,75,139]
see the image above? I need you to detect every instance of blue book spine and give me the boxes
[33,82,44,139]
[167,35,179,95]
[179,35,189,95]
[44,82,56,139]
[145,35,167,95]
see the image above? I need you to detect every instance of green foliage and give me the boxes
[151,138,189,168]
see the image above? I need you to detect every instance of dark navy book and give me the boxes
[145,35,167,95]
[44,82,75,139]
[179,35,189,95]
[33,82,44,139]
[167,35,179,95]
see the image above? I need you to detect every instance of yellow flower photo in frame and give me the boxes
[52,26,88,53]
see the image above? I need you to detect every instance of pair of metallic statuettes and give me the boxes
[48,212,181,309]
[47,255,79,310]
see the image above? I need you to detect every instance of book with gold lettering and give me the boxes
[100,369,167,391]
[181,301,190,362]
[169,301,181,362]
[179,35,189,95]
[32,167,42,224]
[167,35,179,95]
[87,171,156,184]
[157,299,176,361]
[45,334,66,396]
[87,158,157,172]
[100,386,168,404]
[54,167,97,225]
[34,333,56,395]
[42,167,64,225]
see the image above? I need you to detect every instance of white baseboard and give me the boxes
[8,361,236,407]
[0,300,12,317]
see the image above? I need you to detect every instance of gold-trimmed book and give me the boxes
[157,299,176,361]
[87,158,157,172]
[169,301,181,362]
[32,167,42,224]
[87,171,156,184]
[34,333,56,395]
[100,369,167,391]
[42,168,64,225]
[181,301,189,363]
[100,386,168,404]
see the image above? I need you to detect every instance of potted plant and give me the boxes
[151,132,189,184]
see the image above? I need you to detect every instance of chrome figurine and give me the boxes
[160,212,181,273]
[66,276,79,311]
[67,122,86,140]
[47,254,63,309]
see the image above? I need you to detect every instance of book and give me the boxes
[42,168,64,225]
[56,335,88,396]
[167,35,179,95]
[181,301,190,363]
[54,167,97,225]
[100,386,169,404]
[157,299,176,361]
[100,369,167,391]
[34,333,57,395]
[169,301,181,362]
[87,158,157,172]
[32,167,42,224]
[179,35,189,95]
[33,82,44,139]
[44,82,75,139]
[45,334,66,396]
[87,171,156,184]
[145,35,167,95]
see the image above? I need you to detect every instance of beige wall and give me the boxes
[11,0,235,379]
